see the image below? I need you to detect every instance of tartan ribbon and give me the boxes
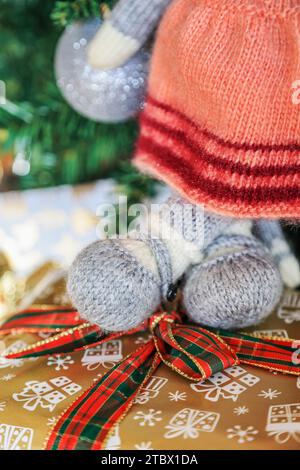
[0,306,84,335]
[0,306,299,450]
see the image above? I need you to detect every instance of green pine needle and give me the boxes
[51,0,117,27]
[0,0,157,204]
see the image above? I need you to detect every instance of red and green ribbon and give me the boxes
[0,306,84,334]
[0,306,299,450]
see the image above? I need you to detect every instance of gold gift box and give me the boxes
[0,270,299,450]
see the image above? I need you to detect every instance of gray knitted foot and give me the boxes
[254,219,300,289]
[67,196,233,332]
[67,239,161,332]
[183,234,283,330]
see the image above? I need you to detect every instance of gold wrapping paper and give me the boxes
[0,281,299,450]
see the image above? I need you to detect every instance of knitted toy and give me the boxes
[68,0,300,332]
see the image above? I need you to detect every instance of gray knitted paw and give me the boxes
[183,243,283,330]
[67,240,161,332]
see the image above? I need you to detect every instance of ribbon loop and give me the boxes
[152,312,238,381]
[0,305,299,450]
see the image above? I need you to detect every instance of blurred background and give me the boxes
[0,0,155,194]
[0,0,298,317]
[0,0,161,317]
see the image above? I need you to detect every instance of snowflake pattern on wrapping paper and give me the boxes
[135,442,153,450]
[0,402,6,412]
[47,416,58,427]
[259,389,282,400]
[1,287,299,449]
[0,374,16,382]
[169,391,187,402]
[46,355,74,371]
[227,425,258,444]
[164,408,220,439]
[233,406,249,416]
[133,409,162,427]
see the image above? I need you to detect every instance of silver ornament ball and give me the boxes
[54,19,150,123]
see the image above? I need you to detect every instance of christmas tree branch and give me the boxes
[0,0,157,203]
[51,0,116,27]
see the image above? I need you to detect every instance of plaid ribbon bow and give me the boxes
[0,306,299,450]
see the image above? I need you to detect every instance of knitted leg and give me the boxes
[254,220,300,289]
[88,0,171,69]
[67,196,232,331]
[183,232,283,330]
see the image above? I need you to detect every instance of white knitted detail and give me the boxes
[270,238,290,256]
[269,239,300,288]
[224,220,253,237]
[210,220,253,258]
[121,239,158,276]
[150,214,203,279]
[122,213,203,281]
[87,21,140,69]
[278,255,300,288]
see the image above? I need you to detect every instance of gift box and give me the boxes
[0,180,118,277]
[0,279,299,450]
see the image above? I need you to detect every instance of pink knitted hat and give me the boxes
[134,0,300,218]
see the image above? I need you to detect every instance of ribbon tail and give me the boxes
[4,324,146,359]
[218,330,300,375]
[0,307,83,334]
[45,340,158,450]
[3,324,103,359]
